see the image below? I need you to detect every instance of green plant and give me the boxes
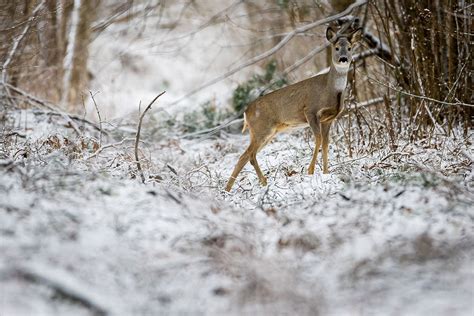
[232,60,287,115]
[182,101,231,133]
[276,0,289,9]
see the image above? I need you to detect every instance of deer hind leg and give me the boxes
[249,137,272,186]
[225,126,275,191]
[321,122,332,174]
[249,153,266,186]
[250,126,278,186]
[225,146,252,192]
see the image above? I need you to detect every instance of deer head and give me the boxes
[326,26,362,71]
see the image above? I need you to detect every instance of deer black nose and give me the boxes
[339,57,348,63]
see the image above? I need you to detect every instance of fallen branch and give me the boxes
[29,109,102,133]
[135,91,166,183]
[346,96,385,112]
[4,83,83,135]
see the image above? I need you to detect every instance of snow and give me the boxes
[1,1,473,314]
[1,109,473,315]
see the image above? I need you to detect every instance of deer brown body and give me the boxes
[225,26,360,192]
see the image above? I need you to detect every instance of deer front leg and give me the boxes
[321,122,332,174]
[305,111,321,175]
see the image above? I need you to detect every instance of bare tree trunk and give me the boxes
[61,0,81,109]
[68,0,97,111]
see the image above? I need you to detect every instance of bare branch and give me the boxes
[85,137,137,160]
[135,91,166,183]
[360,29,394,63]
[170,0,368,105]
[283,43,330,75]
[369,77,474,108]
[157,0,244,46]
[89,91,103,146]
[1,1,45,84]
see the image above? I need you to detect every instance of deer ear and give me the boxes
[350,28,363,43]
[326,27,336,42]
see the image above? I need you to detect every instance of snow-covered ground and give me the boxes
[1,1,473,315]
[1,109,473,315]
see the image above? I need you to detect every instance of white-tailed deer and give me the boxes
[225,25,361,192]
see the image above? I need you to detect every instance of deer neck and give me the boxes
[328,63,350,92]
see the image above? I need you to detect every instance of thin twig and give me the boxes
[135,91,166,183]
[1,0,45,84]
[379,151,412,163]
[85,137,137,160]
[369,76,474,108]
[180,118,244,139]
[89,91,103,147]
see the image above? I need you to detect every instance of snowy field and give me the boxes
[1,1,473,315]
[1,109,473,315]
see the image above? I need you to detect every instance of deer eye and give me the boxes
[336,47,340,51]
[348,47,351,51]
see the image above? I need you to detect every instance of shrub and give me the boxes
[232,60,287,115]
[182,101,231,133]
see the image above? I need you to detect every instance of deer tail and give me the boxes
[242,113,248,133]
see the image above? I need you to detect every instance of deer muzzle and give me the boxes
[339,56,348,63]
